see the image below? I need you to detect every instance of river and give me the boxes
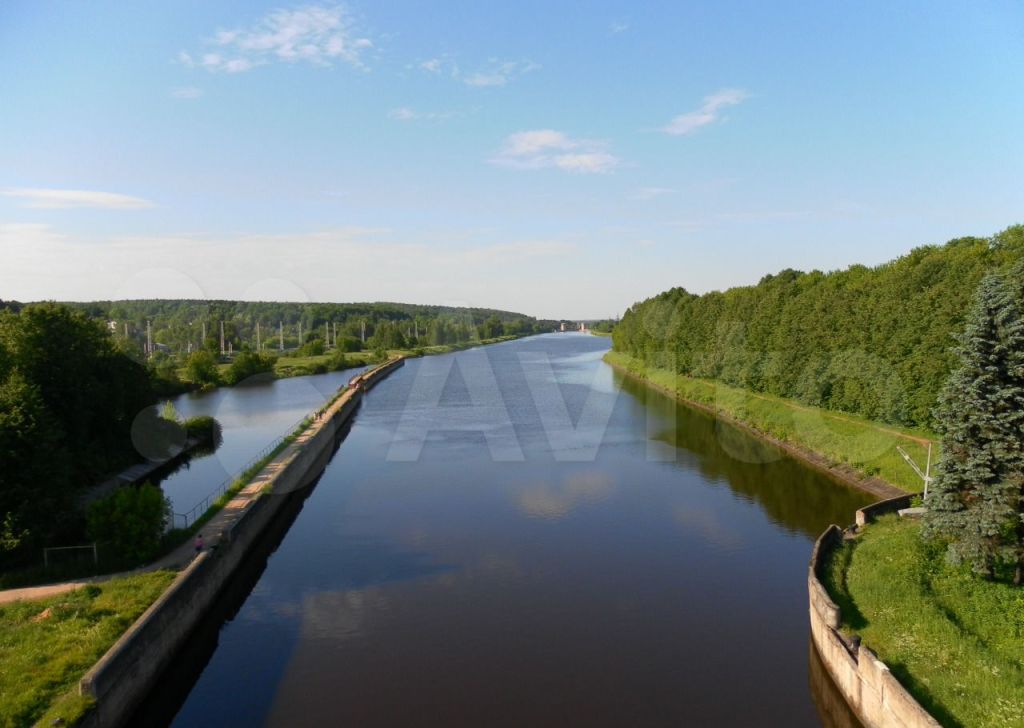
[142,333,869,726]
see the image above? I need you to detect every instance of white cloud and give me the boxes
[463,59,540,87]
[662,88,748,136]
[491,130,620,174]
[419,57,445,73]
[609,21,629,34]
[387,107,455,122]
[415,55,538,87]
[1,188,154,210]
[170,86,204,99]
[180,4,372,74]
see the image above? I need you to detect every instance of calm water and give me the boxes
[156,366,366,517]
[146,334,869,726]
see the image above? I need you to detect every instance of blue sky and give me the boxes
[1,1,1022,318]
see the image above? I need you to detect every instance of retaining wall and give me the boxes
[808,506,941,728]
[76,357,404,727]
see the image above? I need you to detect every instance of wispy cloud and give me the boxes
[388,107,456,122]
[491,130,620,174]
[415,55,539,87]
[180,4,372,74]
[1,188,154,210]
[170,86,203,99]
[609,21,629,34]
[463,59,540,87]
[662,88,748,136]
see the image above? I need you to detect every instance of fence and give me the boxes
[170,412,314,530]
[43,543,98,569]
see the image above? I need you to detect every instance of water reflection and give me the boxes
[152,365,366,514]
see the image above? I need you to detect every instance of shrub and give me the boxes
[184,350,220,386]
[183,415,222,447]
[86,483,170,562]
[225,351,276,385]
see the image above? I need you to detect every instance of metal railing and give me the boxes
[170,369,375,530]
[170,411,314,530]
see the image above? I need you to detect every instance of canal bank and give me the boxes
[73,357,404,728]
[604,351,909,501]
[808,498,941,728]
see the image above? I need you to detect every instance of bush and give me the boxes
[327,350,350,371]
[184,350,220,386]
[183,415,222,447]
[225,351,276,385]
[86,483,170,562]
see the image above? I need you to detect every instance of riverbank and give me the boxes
[22,356,404,727]
[185,333,527,386]
[821,515,1024,728]
[604,351,921,498]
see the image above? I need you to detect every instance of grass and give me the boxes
[604,350,937,492]
[823,516,1024,728]
[0,571,176,728]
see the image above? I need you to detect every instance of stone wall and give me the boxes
[808,512,942,728]
[76,357,404,727]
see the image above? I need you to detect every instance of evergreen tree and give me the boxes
[924,271,1024,582]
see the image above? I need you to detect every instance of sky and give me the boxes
[1,1,1022,319]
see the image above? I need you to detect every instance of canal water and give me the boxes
[157,365,367,519]
[148,334,870,726]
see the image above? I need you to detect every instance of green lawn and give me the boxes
[0,571,176,728]
[823,516,1024,728]
[604,351,936,492]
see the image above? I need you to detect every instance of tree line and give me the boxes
[612,226,1024,427]
[61,300,553,360]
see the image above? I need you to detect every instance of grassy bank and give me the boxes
[0,571,176,727]
[186,334,526,386]
[823,516,1024,728]
[605,350,935,492]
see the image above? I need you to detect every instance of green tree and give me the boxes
[184,350,220,386]
[924,271,1024,582]
[86,483,171,562]
[225,351,276,385]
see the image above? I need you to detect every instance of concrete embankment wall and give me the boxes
[76,358,404,728]
[808,502,941,728]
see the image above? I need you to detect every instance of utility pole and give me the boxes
[220,321,226,355]
[298,321,303,348]
[146,320,152,356]
[202,321,207,345]
[256,322,261,352]
[123,322,128,339]
[414,320,419,340]
[279,321,284,351]
[333,322,337,348]
[325,322,330,348]
[360,320,366,344]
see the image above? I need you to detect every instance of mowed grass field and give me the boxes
[604,351,936,492]
[0,571,176,728]
[823,516,1024,728]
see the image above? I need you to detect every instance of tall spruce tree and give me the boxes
[924,270,1024,582]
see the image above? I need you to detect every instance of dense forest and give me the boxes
[60,300,554,358]
[612,226,1024,427]
[0,304,155,564]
